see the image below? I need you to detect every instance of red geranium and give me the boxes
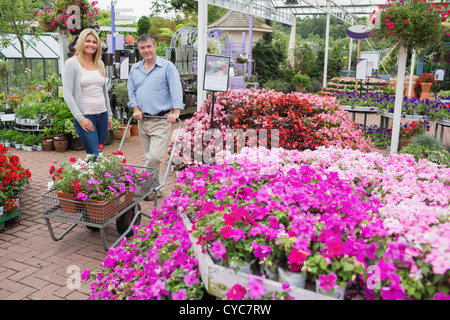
[0,145,31,212]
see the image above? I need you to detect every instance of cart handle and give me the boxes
[118,114,183,193]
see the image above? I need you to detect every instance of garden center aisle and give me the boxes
[0,124,179,300]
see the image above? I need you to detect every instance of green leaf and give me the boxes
[319,259,327,270]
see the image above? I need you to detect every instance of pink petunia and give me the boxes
[318,273,337,292]
[247,275,266,299]
[251,242,272,259]
[225,283,246,300]
[210,240,226,260]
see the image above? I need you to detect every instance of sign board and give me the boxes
[355,58,368,80]
[107,34,124,54]
[346,25,370,39]
[435,69,445,81]
[203,54,230,92]
[360,51,380,71]
[366,61,373,78]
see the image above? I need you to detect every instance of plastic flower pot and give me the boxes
[278,267,307,289]
[315,279,347,300]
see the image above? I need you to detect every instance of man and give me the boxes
[128,34,184,201]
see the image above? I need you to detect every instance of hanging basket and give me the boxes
[38,20,57,32]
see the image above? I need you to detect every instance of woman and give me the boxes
[62,28,113,158]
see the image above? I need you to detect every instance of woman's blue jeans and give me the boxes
[74,112,108,157]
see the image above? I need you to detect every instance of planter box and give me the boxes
[180,211,334,300]
[0,208,20,231]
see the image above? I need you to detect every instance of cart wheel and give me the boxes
[116,204,141,237]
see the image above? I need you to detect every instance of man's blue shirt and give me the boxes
[128,56,184,115]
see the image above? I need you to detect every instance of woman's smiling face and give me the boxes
[83,34,98,56]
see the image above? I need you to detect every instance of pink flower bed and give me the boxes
[83,146,450,300]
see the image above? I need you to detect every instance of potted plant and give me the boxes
[34,0,101,36]
[41,127,55,151]
[415,73,439,100]
[64,119,84,150]
[304,254,366,299]
[0,148,31,229]
[113,83,131,139]
[292,74,310,93]
[236,53,249,64]
[35,7,58,32]
[369,0,447,50]
[396,120,426,150]
[22,135,34,152]
[49,146,151,221]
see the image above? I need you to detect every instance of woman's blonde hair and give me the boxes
[74,28,105,77]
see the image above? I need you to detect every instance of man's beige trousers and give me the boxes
[138,118,171,184]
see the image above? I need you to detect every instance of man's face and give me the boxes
[138,39,157,62]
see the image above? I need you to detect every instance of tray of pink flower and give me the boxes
[41,148,158,250]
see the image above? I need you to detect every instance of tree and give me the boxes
[137,16,152,36]
[0,60,15,96]
[252,37,286,86]
[0,0,45,87]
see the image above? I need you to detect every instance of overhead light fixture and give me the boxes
[284,0,299,5]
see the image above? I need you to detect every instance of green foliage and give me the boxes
[252,38,286,86]
[292,74,310,87]
[64,119,79,139]
[51,105,74,135]
[370,0,446,50]
[114,83,129,107]
[137,16,152,36]
[399,136,450,167]
[0,0,46,86]
[262,79,294,94]
[296,16,347,40]
[0,60,15,96]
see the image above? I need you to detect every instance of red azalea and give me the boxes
[69,157,76,163]
[98,144,104,150]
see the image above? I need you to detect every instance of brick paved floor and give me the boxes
[0,124,180,300]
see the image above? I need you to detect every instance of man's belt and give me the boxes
[143,109,171,119]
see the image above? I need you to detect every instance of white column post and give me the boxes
[288,17,297,66]
[390,44,408,155]
[408,49,416,97]
[348,37,353,71]
[322,0,331,88]
[197,0,208,111]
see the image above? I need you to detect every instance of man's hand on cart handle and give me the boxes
[167,109,180,123]
[133,106,143,120]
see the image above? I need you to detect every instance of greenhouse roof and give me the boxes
[0,33,60,60]
[206,0,447,25]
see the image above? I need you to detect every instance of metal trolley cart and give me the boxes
[41,116,182,251]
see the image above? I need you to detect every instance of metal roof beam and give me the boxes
[195,0,296,25]
[274,0,356,25]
